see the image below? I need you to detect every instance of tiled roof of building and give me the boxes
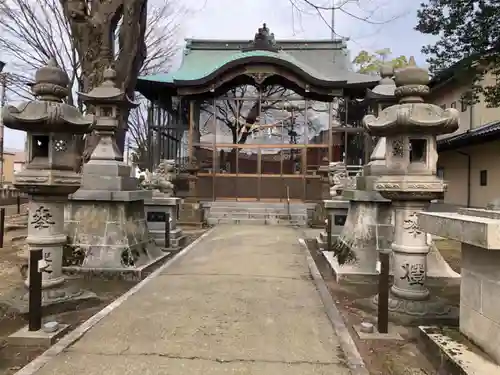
[437,120,500,151]
[137,34,378,99]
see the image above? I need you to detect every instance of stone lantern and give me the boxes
[2,59,94,307]
[317,157,330,200]
[309,157,330,229]
[177,156,204,227]
[361,64,398,180]
[67,67,165,275]
[363,57,459,317]
[77,67,139,188]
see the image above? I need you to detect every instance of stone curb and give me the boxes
[299,238,370,375]
[13,227,216,375]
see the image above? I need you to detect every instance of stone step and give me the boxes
[206,217,306,226]
[206,206,307,214]
[203,202,313,209]
[207,211,307,220]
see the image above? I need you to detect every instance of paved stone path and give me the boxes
[32,225,350,375]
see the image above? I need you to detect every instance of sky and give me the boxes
[2,0,437,151]
[180,0,437,64]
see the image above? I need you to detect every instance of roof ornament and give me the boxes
[242,23,280,53]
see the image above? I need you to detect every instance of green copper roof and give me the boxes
[140,49,332,84]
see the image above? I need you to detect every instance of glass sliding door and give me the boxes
[188,81,368,201]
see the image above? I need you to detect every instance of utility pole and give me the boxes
[331,0,335,39]
[0,61,6,188]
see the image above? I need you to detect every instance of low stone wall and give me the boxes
[460,243,500,364]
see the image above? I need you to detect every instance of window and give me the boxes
[480,170,488,186]
[451,101,457,109]
[461,100,468,112]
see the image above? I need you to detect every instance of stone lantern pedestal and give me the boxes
[1,60,96,311]
[327,140,392,283]
[65,68,166,280]
[178,157,204,227]
[144,194,184,249]
[309,158,330,228]
[142,160,185,249]
[361,58,459,322]
[325,68,396,281]
[316,162,349,250]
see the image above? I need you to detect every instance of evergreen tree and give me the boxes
[416,0,500,106]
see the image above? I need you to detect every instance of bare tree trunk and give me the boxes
[61,0,147,162]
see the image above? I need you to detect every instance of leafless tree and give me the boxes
[0,0,183,164]
[287,0,406,38]
[127,99,151,170]
[200,85,294,145]
[200,84,331,151]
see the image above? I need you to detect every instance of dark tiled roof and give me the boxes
[437,120,500,151]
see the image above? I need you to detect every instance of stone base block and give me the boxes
[358,294,459,325]
[150,228,186,250]
[64,199,164,273]
[419,326,500,374]
[63,251,172,281]
[324,200,349,236]
[4,286,98,315]
[316,235,460,283]
[70,189,152,202]
[144,197,185,250]
[353,325,403,340]
[7,324,70,347]
[308,202,326,228]
[178,202,204,226]
[321,251,378,284]
[316,232,337,251]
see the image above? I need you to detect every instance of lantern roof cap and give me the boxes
[78,66,138,108]
[32,58,69,102]
[362,57,459,136]
[394,56,429,89]
[1,59,93,133]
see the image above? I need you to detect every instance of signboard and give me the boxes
[334,214,347,226]
[147,211,167,223]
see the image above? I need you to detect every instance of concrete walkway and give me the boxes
[27,225,351,375]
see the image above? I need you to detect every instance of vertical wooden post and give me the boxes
[28,248,43,331]
[377,251,390,334]
[0,207,5,248]
[188,101,194,163]
[164,212,170,248]
[326,214,332,251]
